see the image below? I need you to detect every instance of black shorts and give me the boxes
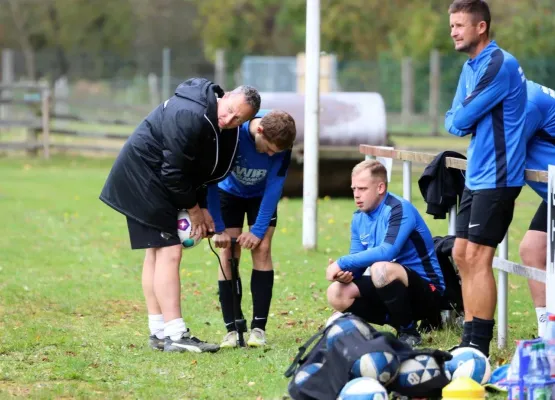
[352,267,442,326]
[219,189,278,229]
[456,186,522,248]
[126,217,181,250]
[529,201,548,233]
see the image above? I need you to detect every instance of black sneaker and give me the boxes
[164,329,220,353]
[149,335,165,351]
[398,331,422,347]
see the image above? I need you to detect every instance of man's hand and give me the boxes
[188,205,207,240]
[201,208,215,236]
[213,231,232,249]
[334,270,354,284]
[237,232,261,250]
[326,259,342,281]
[326,258,354,283]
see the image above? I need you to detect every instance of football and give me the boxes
[177,209,202,249]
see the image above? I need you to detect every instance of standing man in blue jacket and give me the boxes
[326,160,445,347]
[445,0,527,357]
[519,80,555,338]
[207,109,297,348]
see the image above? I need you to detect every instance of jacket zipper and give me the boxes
[201,116,240,187]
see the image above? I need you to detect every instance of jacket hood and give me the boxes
[174,78,224,124]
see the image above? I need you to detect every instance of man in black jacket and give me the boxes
[99,78,260,352]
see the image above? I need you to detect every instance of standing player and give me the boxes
[445,0,527,357]
[326,160,445,347]
[208,109,296,348]
[100,79,260,353]
[519,80,555,337]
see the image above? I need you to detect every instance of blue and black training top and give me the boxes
[445,40,527,190]
[337,192,445,293]
[523,80,555,202]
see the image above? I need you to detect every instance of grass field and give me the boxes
[0,154,543,399]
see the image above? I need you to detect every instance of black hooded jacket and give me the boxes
[418,151,466,219]
[99,78,239,232]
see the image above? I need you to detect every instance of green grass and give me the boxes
[0,155,541,399]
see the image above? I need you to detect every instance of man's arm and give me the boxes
[449,57,511,131]
[250,151,291,239]
[160,109,203,210]
[336,202,416,275]
[445,70,474,137]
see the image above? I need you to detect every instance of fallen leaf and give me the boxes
[248,381,255,386]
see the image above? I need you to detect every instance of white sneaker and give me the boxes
[220,331,238,348]
[247,328,266,347]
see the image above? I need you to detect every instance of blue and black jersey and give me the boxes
[523,81,555,201]
[207,110,291,239]
[337,192,445,292]
[445,40,527,190]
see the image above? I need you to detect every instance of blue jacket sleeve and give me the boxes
[206,184,226,233]
[337,202,416,275]
[445,71,473,137]
[250,152,291,239]
[449,62,511,131]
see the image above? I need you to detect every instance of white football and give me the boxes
[177,210,202,249]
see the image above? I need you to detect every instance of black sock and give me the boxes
[375,280,416,333]
[251,270,274,330]
[460,320,473,347]
[218,279,243,332]
[470,317,494,357]
[345,298,386,324]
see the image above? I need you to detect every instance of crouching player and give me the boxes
[519,80,555,337]
[208,109,296,347]
[326,160,446,347]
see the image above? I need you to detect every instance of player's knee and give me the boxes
[253,239,271,260]
[157,245,182,266]
[370,262,405,288]
[519,231,547,267]
[327,282,347,309]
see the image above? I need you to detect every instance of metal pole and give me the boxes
[302,0,320,250]
[497,233,509,348]
[162,47,171,101]
[402,160,412,202]
[448,205,457,236]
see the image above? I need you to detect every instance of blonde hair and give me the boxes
[352,159,388,187]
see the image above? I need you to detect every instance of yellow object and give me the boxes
[442,377,486,399]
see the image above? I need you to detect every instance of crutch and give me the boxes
[229,238,247,347]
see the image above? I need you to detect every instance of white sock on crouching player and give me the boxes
[148,314,165,339]
[536,307,547,338]
[164,318,187,340]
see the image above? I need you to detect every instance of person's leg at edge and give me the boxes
[218,227,243,347]
[248,227,275,346]
[142,248,164,349]
[453,238,474,347]
[520,230,547,337]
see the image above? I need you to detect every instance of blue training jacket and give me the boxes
[445,40,527,190]
[337,192,445,293]
[207,110,292,238]
[523,80,555,202]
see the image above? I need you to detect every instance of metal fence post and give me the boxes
[403,160,412,202]
[497,233,509,349]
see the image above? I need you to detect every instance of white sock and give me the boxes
[164,318,187,341]
[536,307,547,338]
[148,314,165,339]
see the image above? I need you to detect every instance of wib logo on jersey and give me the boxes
[232,166,268,186]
